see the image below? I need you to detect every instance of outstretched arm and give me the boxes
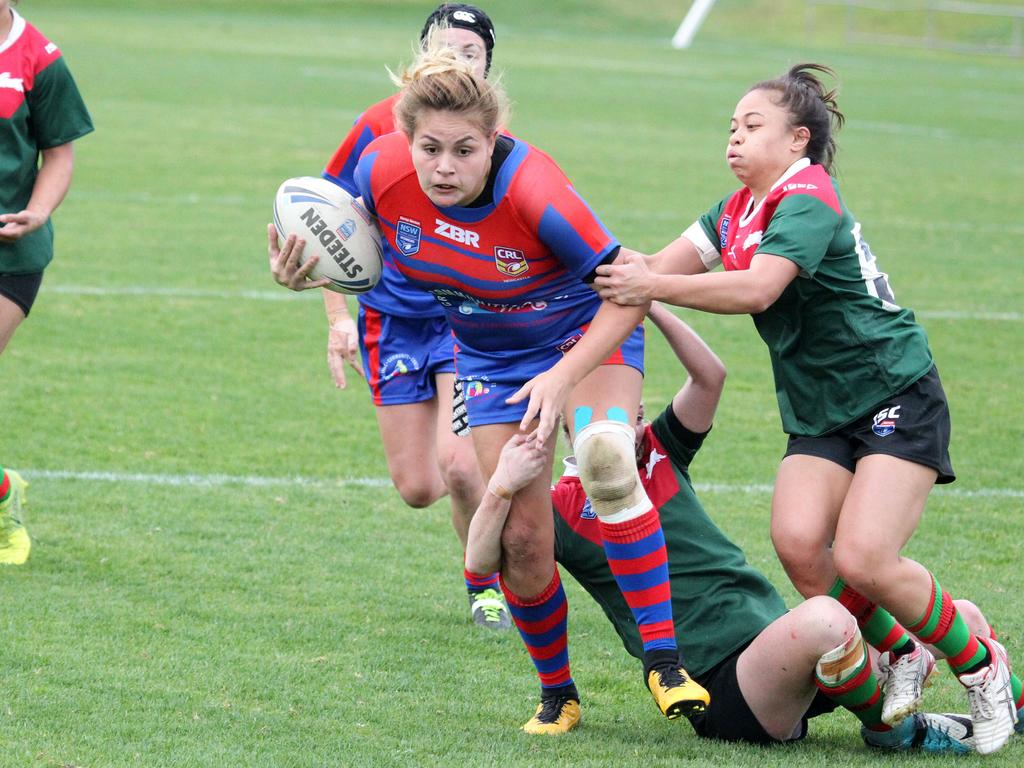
[647,302,726,434]
[464,433,548,574]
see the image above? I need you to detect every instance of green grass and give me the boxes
[1,1,1022,765]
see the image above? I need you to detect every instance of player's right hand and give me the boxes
[327,317,364,388]
[268,223,331,292]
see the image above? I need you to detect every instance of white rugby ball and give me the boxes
[273,176,383,295]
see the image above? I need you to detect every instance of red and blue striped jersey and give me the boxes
[354,132,618,354]
[321,93,441,317]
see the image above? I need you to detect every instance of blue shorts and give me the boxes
[456,323,645,427]
[357,305,456,406]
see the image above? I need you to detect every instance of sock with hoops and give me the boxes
[464,566,500,594]
[599,507,678,659]
[908,574,987,675]
[501,569,574,691]
[828,577,915,656]
[815,629,890,732]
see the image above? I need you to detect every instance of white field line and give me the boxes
[42,285,1022,321]
[14,468,1024,499]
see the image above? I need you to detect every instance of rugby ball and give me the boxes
[273,176,383,294]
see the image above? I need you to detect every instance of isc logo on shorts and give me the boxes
[871,405,901,437]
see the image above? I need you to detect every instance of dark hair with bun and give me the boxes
[750,63,845,174]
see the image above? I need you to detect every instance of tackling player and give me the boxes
[0,0,93,564]
[594,63,1021,754]
[271,29,710,733]
[468,302,1005,753]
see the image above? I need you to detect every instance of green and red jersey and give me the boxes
[689,159,933,436]
[1,9,93,274]
[552,405,787,676]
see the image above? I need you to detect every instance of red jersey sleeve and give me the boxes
[323,93,400,197]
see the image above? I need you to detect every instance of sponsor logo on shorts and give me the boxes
[871,405,901,437]
[580,499,597,520]
[719,215,731,248]
[380,353,419,382]
[463,380,491,399]
[494,246,529,278]
[337,218,356,241]
[396,217,421,255]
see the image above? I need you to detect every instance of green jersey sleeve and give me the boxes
[28,57,94,149]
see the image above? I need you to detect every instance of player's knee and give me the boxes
[500,521,547,572]
[795,595,858,650]
[391,472,445,509]
[953,599,988,635]
[831,539,890,593]
[437,446,482,504]
[573,420,645,518]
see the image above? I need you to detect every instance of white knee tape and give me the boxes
[815,629,865,685]
[573,420,650,523]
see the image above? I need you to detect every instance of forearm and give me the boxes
[464,488,512,574]
[28,144,75,218]
[555,299,648,383]
[323,289,352,326]
[650,270,777,315]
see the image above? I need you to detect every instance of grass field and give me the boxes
[2,1,1023,765]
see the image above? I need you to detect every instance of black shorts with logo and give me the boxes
[0,271,44,317]
[688,641,839,744]
[784,365,955,484]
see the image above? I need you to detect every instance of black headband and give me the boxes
[420,4,496,76]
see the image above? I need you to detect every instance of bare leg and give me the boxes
[736,595,856,740]
[771,455,851,598]
[0,293,26,355]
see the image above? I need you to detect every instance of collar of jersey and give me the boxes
[431,137,529,224]
[0,9,26,55]
[738,156,812,228]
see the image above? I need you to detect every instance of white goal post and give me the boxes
[671,0,719,49]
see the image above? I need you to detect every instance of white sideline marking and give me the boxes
[42,285,1022,321]
[14,469,1023,499]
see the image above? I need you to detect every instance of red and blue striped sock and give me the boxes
[598,506,677,654]
[500,570,573,689]
[464,567,500,593]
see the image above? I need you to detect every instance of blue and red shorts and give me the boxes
[456,323,645,427]
[357,305,456,406]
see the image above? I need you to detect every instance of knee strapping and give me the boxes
[573,420,649,521]
[815,628,866,685]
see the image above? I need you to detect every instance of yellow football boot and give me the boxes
[0,470,30,565]
[647,663,710,719]
[522,695,581,735]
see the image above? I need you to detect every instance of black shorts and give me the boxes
[688,644,839,745]
[784,366,955,484]
[0,271,44,317]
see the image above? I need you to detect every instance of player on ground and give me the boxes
[310,4,508,630]
[270,30,710,734]
[468,302,1005,753]
[593,63,1021,754]
[0,0,93,564]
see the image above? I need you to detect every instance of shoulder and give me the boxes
[360,93,400,133]
[19,18,63,73]
[362,132,412,175]
[771,163,841,215]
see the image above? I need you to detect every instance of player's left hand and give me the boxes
[506,369,573,445]
[0,209,47,242]
[593,251,654,305]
